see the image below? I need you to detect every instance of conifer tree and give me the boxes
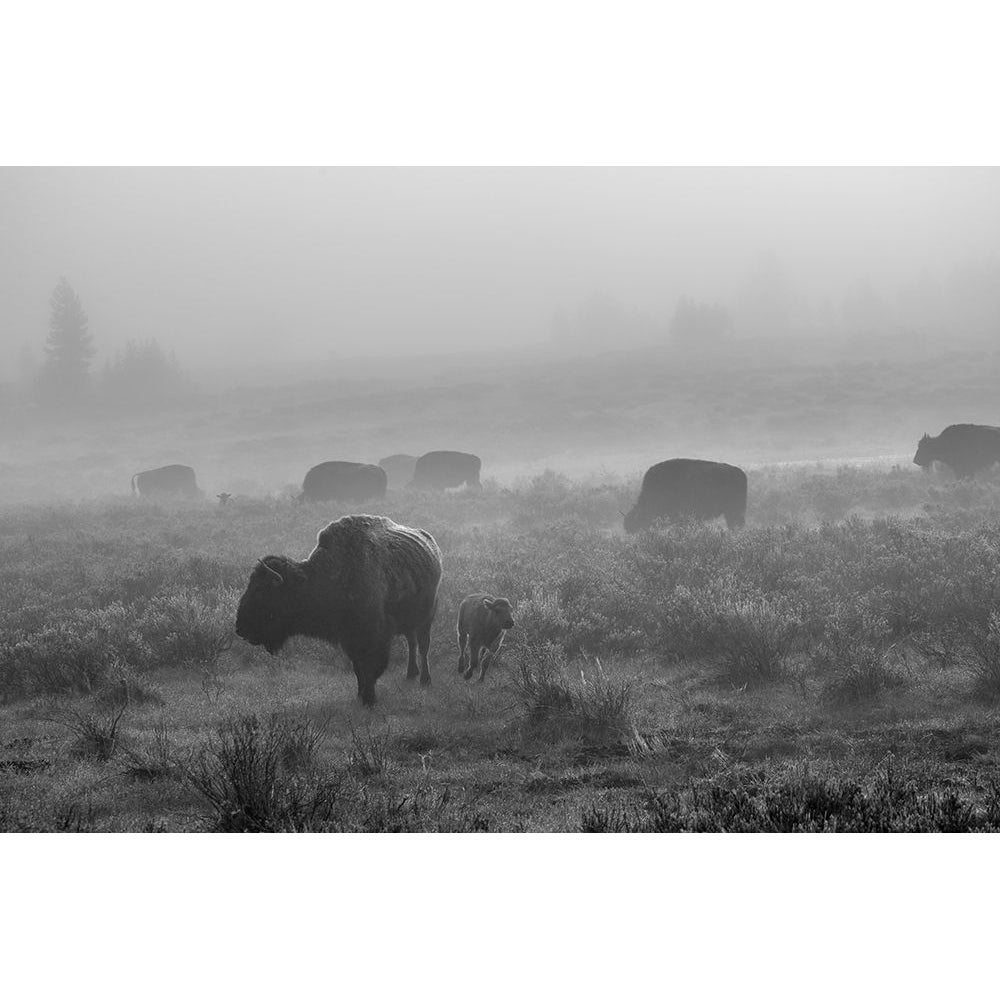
[37,277,95,407]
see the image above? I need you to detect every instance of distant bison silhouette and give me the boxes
[913,424,1000,479]
[456,594,516,683]
[411,451,482,491]
[131,464,200,499]
[235,515,442,707]
[624,459,747,533]
[378,454,418,490]
[300,461,387,503]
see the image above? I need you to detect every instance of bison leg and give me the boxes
[478,634,504,682]
[725,510,746,529]
[351,643,390,708]
[463,642,481,681]
[405,630,420,681]
[416,621,433,687]
[457,630,469,674]
[356,671,377,708]
[477,649,491,682]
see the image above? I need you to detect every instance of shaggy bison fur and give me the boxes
[235,515,442,707]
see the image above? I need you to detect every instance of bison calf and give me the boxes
[457,594,515,682]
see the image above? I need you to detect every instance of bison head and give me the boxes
[622,506,649,534]
[484,597,515,629]
[913,433,937,470]
[235,556,309,654]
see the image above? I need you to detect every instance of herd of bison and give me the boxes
[125,424,1000,708]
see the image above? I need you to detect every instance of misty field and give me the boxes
[4,340,1000,506]
[3,462,1000,832]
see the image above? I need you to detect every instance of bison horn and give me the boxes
[258,559,284,584]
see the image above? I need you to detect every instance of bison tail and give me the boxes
[131,474,138,495]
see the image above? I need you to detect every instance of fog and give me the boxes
[3,167,998,375]
[2,167,999,503]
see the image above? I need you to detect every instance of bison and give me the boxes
[131,464,201,499]
[624,459,747,533]
[913,424,1000,479]
[300,461,387,503]
[235,515,442,707]
[378,454,418,490]
[456,594,516,682]
[411,450,482,491]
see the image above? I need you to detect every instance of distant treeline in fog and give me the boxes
[549,252,1000,353]
[4,242,1000,414]
[9,277,192,415]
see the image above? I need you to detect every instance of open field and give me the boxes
[2,340,999,503]
[3,461,1000,831]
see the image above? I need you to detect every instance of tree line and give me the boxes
[24,277,188,413]
[549,252,1000,351]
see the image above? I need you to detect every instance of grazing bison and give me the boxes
[456,594,516,682]
[624,459,747,533]
[411,451,482,491]
[300,461,387,503]
[913,424,1000,479]
[131,464,200,499]
[235,515,442,707]
[378,453,418,490]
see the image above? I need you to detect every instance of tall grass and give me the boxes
[581,763,1000,832]
[185,714,338,832]
[511,643,635,741]
[1,467,999,709]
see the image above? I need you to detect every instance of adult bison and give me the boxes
[623,459,747,533]
[235,515,442,707]
[131,464,201,499]
[913,424,1000,479]
[300,461,387,503]
[411,451,482,490]
[378,454,418,490]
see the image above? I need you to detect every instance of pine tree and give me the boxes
[37,277,95,407]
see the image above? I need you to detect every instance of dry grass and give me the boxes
[1,452,1000,831]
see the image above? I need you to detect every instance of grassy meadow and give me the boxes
[2,342,1000,831]
[2,461,1000,831]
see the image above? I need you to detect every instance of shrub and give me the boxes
[911,624,965,671]
[0,620,120,702]
[512,587,571,648]
[814,606,903,706]
[965,612,1000,702]
[92,663,164,708]
[693,591,804,681]
[511,643,635,740]
[0,587,236,702]
[135,587,237,668]
[347,724,393,781]
[185,714,339,832]
[122,723,184,781]
[50,703,129,761]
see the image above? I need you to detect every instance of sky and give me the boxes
[2,167,998,374]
